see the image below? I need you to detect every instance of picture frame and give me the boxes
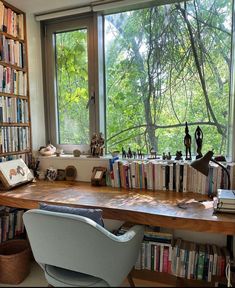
[0,159,34,190]
[91,166,107,186]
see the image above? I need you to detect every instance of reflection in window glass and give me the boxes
[55,29,89,145]
[105,0,232,156]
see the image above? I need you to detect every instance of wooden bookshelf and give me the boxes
[0,1,31,162]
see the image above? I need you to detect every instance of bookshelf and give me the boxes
[0,0,31,163]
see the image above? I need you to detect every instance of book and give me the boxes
[217,189,235,204]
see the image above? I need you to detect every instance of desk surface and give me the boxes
[0,180,234,234]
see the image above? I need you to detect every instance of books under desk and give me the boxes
[117,225,232,285]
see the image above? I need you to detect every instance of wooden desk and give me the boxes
[0,180,234,235]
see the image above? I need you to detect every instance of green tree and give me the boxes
[105,0,231,156]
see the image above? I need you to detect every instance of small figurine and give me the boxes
[175,151,183,160]
[149,147,157,159]
[184,122,192,160]
[89,132,105,157]
[195,126,203,159]
[90,133,97,157]
[166,152,172,160]
[97,132,105,156]
[122,147,127,158]
[162,152,166,160]
[133,151,137,159]
[127,147,132,158]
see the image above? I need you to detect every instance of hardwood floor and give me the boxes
[0,261,173,287]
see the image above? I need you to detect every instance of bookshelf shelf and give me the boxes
[0,0,31,162]
[0,61,26,71]
[0,123,29,126]
[0,149,31,156]
[0,92,28,99]
[0,31,24,42]
[132,269,225,287]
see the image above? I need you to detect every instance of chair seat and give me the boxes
[45,265,109,287]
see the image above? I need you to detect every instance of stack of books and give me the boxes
[214,189,235,213]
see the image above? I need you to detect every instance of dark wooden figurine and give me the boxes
[184,122,192,160]
[195,126,203,159]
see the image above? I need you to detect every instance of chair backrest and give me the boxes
[23,209,144,287]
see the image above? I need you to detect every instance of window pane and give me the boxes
[55,29,89,145]
[105,0,232,156]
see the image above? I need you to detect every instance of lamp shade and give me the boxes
[190,150,214,176]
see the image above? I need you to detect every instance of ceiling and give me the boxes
[6,0,97,14]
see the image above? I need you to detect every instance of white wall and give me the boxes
[26,13,46,151]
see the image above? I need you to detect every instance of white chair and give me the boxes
[23,209,144,287]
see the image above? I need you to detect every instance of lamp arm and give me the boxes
[211,159,230,190]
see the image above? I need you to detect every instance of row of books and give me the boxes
[0,206,25,243]
[0,126,30,153]
[0,65,27,95]
[0,153,30,163]
[0,2,24,39]
[109,159,235,195]
[0,34,25,67]
[0,96,29,123]
[117,225,230,282]
[135,235,230,282]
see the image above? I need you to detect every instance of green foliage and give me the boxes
[105,0,231,156]
[55,29,89,144]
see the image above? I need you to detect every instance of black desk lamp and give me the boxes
[190,150,230,190]
[191,150,233,257]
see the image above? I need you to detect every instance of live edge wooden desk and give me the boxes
[0,180,234,287]
[0,180,234,235]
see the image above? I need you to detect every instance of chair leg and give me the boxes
[127,272,135,287]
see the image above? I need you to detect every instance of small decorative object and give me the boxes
[122,147,127,158]
[162,152,166,160]
[38,171,46,180]
[73,149,81,157]
[184,122,192,160]
[65,165,77,181]
[0,159,34,189]
[56,169,66,181]
[91,167,107,186]
[175,150,183,160]
[195,126,203,159]
[55,148,63,157]
[46,167,57,181]
[89,132,105,157]
[166,152,172,160]
[149,147,157,159]
[127,147,132,158]
[39,144,56,156]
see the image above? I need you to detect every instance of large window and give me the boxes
[105,0,233,156]
[43,0,234,158]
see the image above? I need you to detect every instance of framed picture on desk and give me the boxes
[0,159,34,190]
[91,167,107,186]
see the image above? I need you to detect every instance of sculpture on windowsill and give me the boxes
[184,122,192,160]
[88,132,105,158]
[195,126,203,159]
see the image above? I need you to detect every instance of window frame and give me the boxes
[41,1,235,160]
[41,14,103,154]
